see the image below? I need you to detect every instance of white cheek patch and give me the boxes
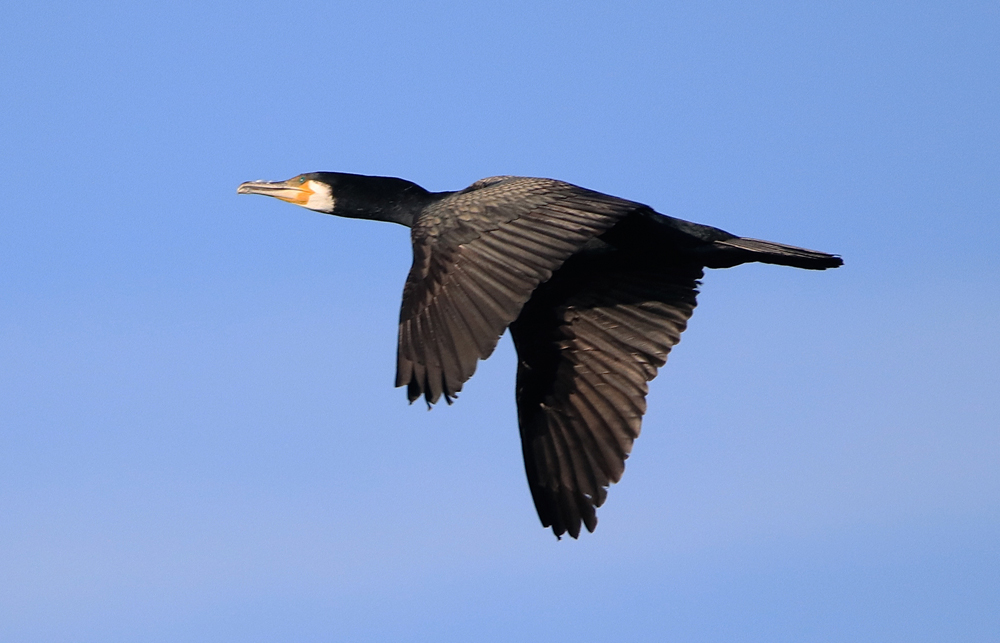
[303,180,335,212]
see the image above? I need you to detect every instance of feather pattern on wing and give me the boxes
[509,252,702,538]
[396,177,643,404]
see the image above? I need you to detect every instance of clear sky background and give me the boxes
[1,1,997,641]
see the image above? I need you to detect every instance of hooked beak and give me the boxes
[237,179,312,204]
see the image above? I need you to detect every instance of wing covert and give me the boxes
[396,177,642,404]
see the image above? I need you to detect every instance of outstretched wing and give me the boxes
[396,177,642,404]
[509,253,702,538]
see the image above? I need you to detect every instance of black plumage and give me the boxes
[237,172,843,538]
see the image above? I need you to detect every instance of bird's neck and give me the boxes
[330,175,449,228]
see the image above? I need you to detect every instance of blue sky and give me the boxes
[1,1,997,641]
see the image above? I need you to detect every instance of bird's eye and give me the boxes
[298,177,306,184]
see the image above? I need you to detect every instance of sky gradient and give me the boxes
[1,1,998,641]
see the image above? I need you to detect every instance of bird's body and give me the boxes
[238,172,842,538]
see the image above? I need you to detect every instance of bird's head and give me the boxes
[237,173,336,213]
[237,172,432,226]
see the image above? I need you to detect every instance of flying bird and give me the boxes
[238,172,842,538]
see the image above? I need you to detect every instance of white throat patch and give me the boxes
[302,180,335,212]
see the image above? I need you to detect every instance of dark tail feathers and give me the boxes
[705,237,843,270]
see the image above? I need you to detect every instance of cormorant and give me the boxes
[237,172,842,539]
